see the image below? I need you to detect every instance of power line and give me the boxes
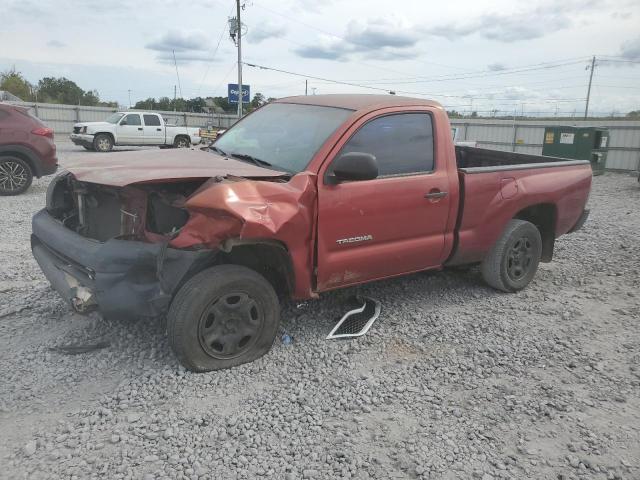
[196,4,235,98]
[243,61,586,104]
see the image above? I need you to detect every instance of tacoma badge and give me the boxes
[336,235,373,245]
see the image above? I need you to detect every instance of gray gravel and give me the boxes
[1,142,639,479]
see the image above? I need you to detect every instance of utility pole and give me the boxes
[128,89,132,109]
[305,80,308,95]
[584,55,596,119]
[236,0,243,119]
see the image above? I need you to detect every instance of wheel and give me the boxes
[481,219,542,292]
[93,133,113,152]
[174,136,190,148]
[0,156,33,196]
[167,265,280,372]
[83,146,94,151]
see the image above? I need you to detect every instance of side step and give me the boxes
[326,296,381,340]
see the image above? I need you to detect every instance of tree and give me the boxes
[248,92,266,112]
[627,110,640,119]
[155,97,172,111]
[134,98,157,110]
[0,69,34,101]
[38,77,85,104]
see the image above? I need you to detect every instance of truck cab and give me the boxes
[70,111,200,151]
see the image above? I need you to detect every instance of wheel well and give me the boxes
[214,241,295,298]
[175,135,190,143]
[95,132,114,143]
[514,203,557,262]
[0,151,35,176]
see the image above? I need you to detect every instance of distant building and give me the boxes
[0,90,23,102]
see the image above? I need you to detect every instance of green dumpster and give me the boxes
[542,126,609,175]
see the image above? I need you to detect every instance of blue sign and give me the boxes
[228,84,250,104]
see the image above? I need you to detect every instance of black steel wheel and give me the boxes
[506,236,535,282]
[481,219,542,292]
[0,156,33,196]
[198,292,264,359]
[167,265,280,372]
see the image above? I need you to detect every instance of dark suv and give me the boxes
[0,104,58,195]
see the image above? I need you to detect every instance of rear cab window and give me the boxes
[339,113,435,176]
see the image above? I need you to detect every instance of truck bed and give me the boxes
[455,146,587,172]
[447,146,592,266]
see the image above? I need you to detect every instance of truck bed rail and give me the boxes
[455,146,589,173]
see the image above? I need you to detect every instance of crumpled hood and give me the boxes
[63,148,287,186]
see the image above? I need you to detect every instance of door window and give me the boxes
[339,113,434,176]
[121,114,141,126]
[143,114,161,126]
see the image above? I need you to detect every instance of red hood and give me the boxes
[62,148,287,187]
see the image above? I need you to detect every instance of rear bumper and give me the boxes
[69,133,94,148]
[31,209,213,319]
[568,208,590,233]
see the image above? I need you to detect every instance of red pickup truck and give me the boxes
[32,95,591,371]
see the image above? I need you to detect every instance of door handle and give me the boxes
[424,191,448,199]
[137,127,143,131]
[156,128,162,131]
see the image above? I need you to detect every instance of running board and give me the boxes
[326,296,381,340]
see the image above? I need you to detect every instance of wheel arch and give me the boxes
[513,203,557,262]
[215,238,295,298]
[94,131,116,144]
[0,145,39,176]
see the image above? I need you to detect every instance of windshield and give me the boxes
[105,113,125,124]
[214,103,353,173]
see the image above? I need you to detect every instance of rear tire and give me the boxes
[481,219,542,292]
[0,156,33,196]
[174,136,190,148]
[167,265,280,372]
[93,133,113,152]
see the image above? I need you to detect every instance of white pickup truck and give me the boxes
[70,112,201,152]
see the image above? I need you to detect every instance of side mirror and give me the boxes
[326,152,378,184]
[120,119,128,126]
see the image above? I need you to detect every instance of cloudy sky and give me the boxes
[2,0,639,115]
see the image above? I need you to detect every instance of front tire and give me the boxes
[0,156,33,196]
[167,265,280,372]
[93,133,113,152]
[481,219,542,292]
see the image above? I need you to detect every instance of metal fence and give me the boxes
[4,101,239,135]
[450,118,640,172]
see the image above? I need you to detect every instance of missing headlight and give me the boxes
[146,193,189,235]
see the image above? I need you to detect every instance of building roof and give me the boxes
[275,94,442,112]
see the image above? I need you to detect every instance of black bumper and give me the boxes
[568,208,590,233]
[31,209,213,319]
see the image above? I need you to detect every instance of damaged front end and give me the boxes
[32,173,217,318]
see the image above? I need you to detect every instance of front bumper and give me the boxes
[31,209,213,319]
[69,133,94,148]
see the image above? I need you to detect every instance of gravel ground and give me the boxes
[1,143,639,480]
